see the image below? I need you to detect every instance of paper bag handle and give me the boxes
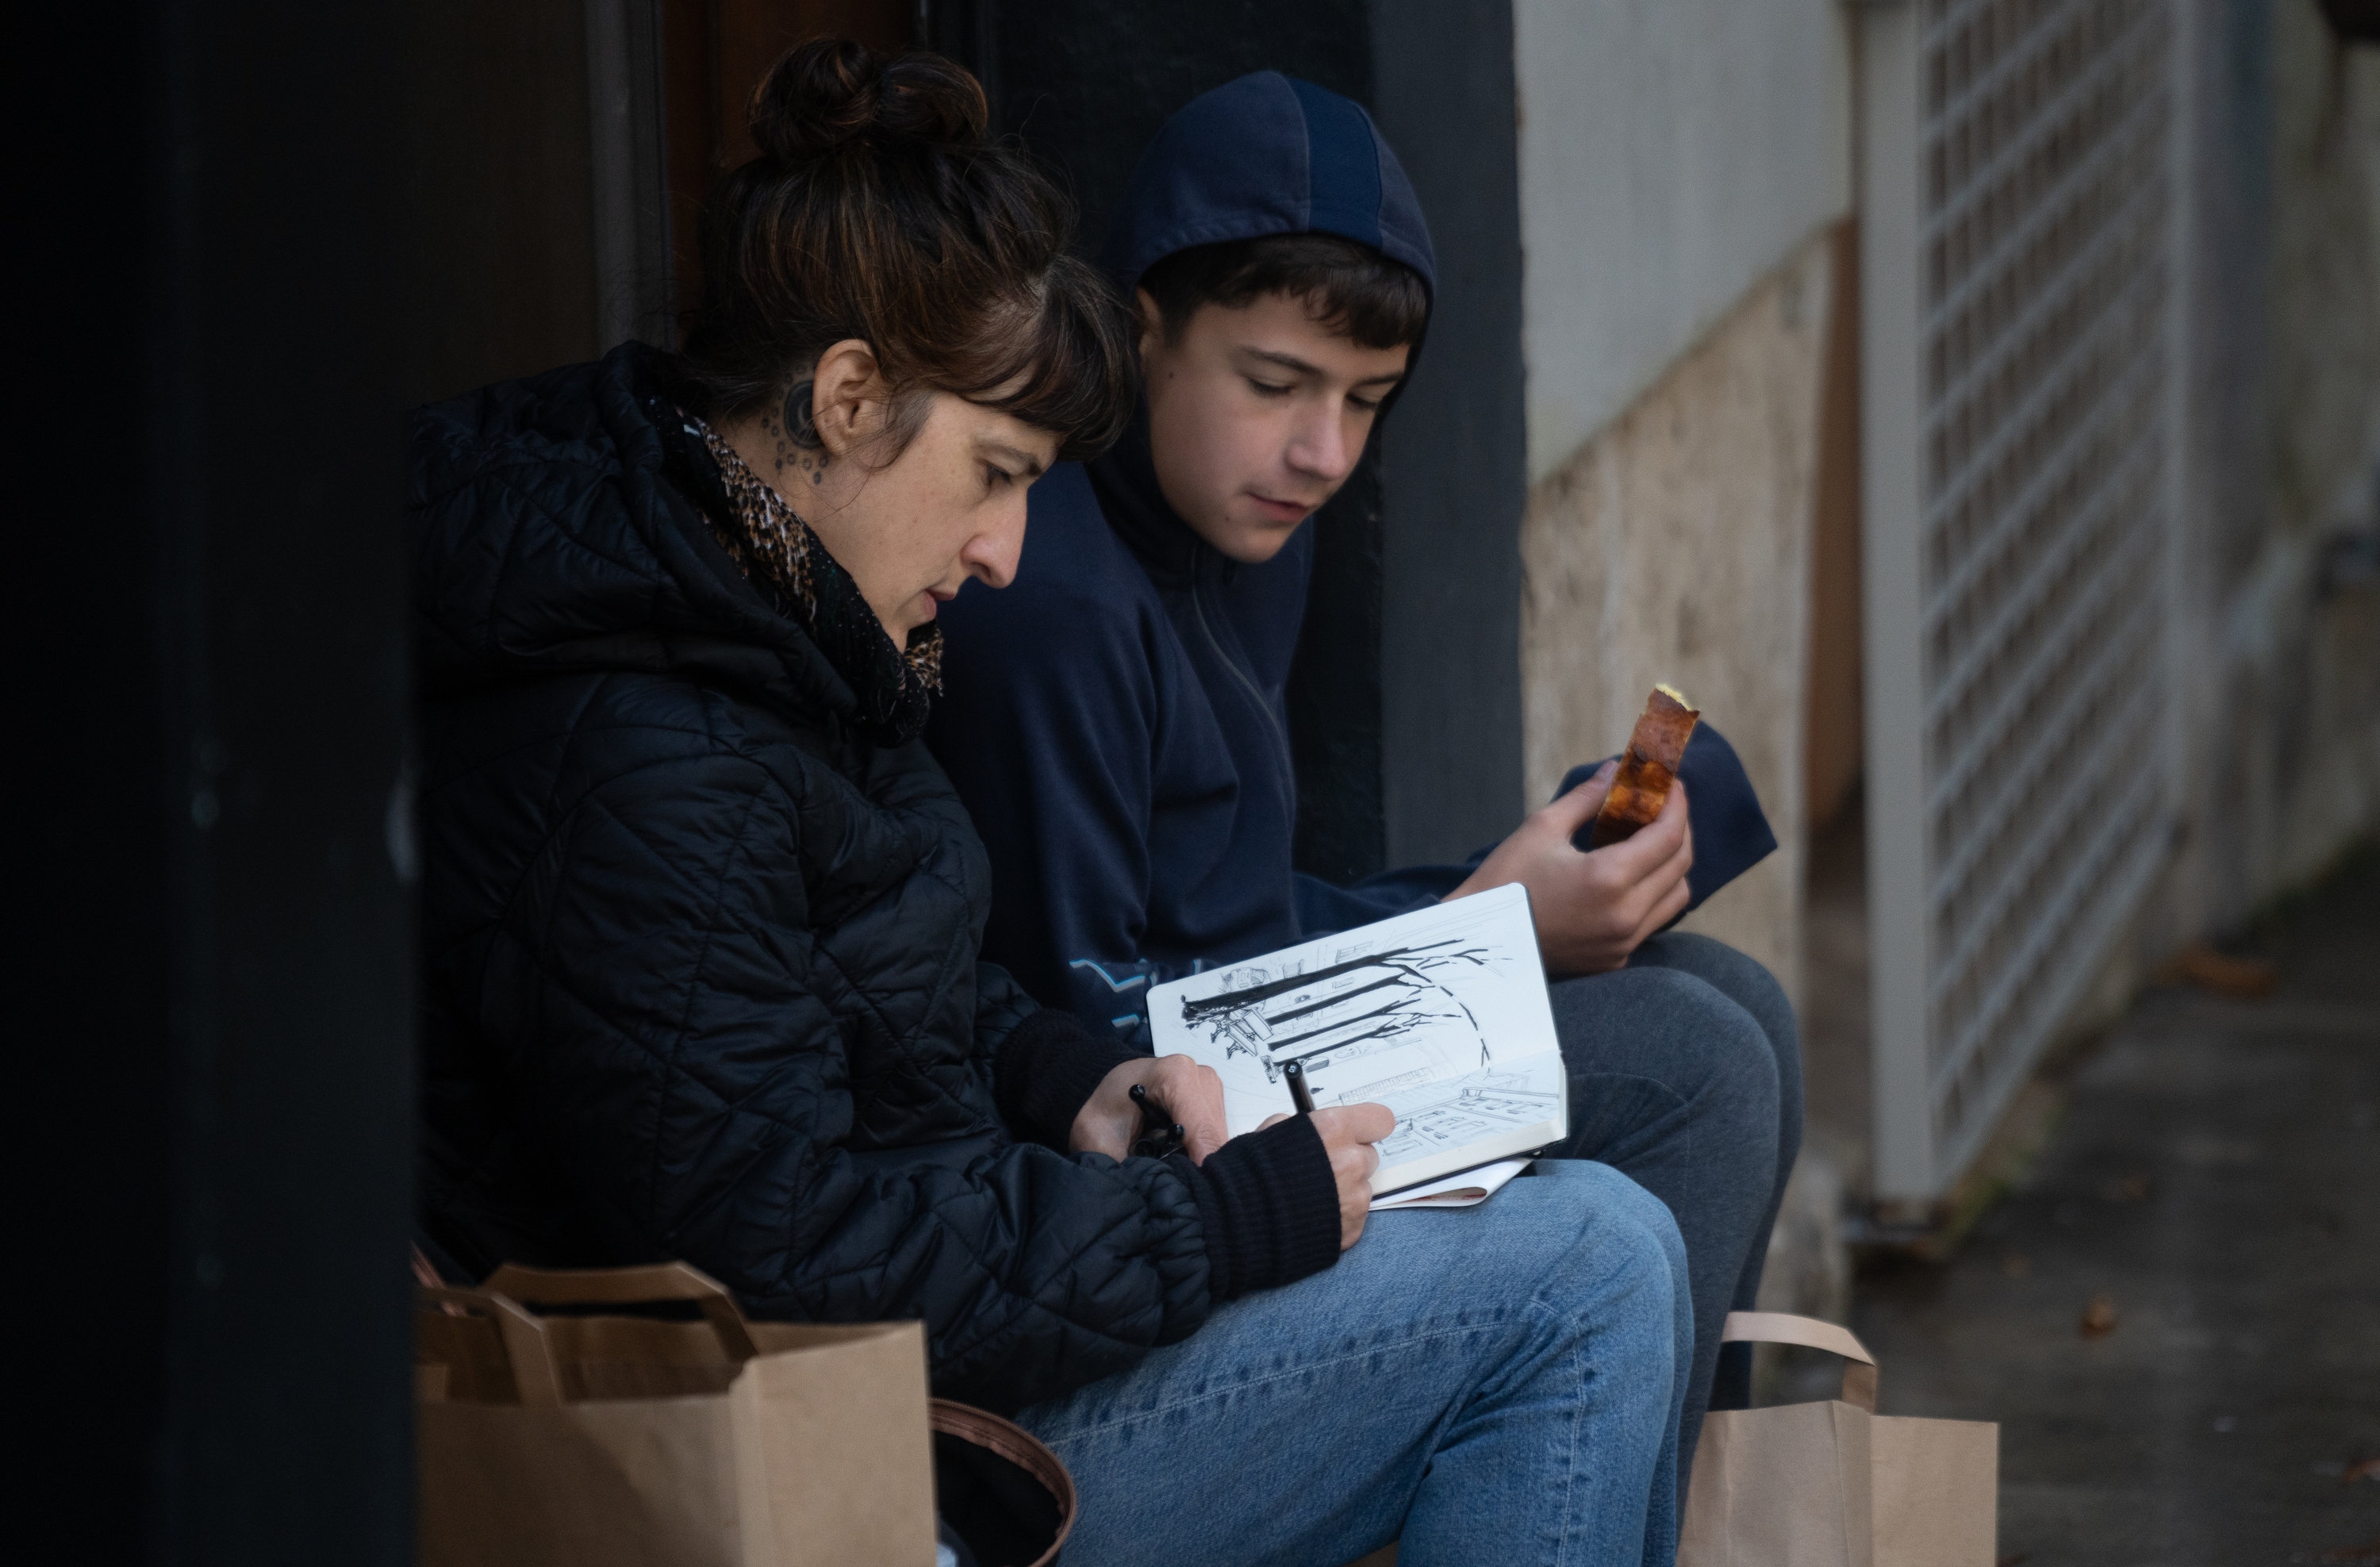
[1718,1311,1878,1411]
[417,1285,565,1408]
[478,1261,761,1363]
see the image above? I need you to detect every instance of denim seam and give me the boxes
[1549,1293,1587,1562]
[1509,1291,1603,1563]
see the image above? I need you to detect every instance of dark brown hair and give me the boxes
[673,40,1135,463]
[1138,232,1430,350]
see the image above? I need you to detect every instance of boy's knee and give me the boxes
[1630,970,1781,1122]
[1641,932,1795,1044]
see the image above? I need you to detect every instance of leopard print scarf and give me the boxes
[693,416,943,745]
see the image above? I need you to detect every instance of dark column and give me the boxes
[19,2,416,1560]
[1369,0,1530,866]
[980,2,1371,260]
[1290,453,1392,881]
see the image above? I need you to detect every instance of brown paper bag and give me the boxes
[416,1262,935,1567]
[1679,1312,1997,1567]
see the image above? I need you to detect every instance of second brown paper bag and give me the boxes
[1679,1312,1997,1567]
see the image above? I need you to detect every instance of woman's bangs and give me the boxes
[954,259,1138,463]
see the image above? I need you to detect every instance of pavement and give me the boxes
[1844,848,2380,1564]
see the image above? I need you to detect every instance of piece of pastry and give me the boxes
[1588,686,1699,847]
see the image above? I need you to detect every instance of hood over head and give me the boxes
[1102,71,1435,302]
[1088,74,1437,572]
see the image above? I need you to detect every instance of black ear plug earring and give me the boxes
[781,379,823,452]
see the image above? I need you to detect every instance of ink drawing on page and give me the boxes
[1147,884,1566,1196]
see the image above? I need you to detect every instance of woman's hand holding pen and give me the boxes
[1073,1054,1230,1164]
[1259,1103,1396,1250]
[1083,1054,1391,1250]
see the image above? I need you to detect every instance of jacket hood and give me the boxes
[409,345,860,724]
[1102,71,1436,301]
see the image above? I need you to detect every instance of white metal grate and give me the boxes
[1860,0,2181,1200]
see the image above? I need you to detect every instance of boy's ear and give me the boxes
[1133,286,1166,364]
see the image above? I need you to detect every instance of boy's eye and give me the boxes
[1349,394,1383,414]
[1248,378,1293,398]
[984,464,1012,488]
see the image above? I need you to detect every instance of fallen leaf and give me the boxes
[2344,1456,2380,1485]
[2079,1293,2120,1338]
[2002,1253,2033,1278]
[2317,1537,2380,1565]
[2172,942,2279,999]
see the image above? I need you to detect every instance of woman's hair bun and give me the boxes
[748,38,988,163]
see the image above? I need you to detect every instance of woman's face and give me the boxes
[727,343,1061,645]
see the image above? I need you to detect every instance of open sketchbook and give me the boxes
[1148,884,1565,1197]
[1370,1158,1534,1211]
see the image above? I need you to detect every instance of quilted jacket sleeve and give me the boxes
[968,960,1144,1152]
[480,740,1329,1411]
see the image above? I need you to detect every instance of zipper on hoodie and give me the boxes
[1186,540,1297,811]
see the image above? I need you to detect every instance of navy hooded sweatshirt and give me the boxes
[927,72,1776,1047]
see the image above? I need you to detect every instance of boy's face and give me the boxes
[1136,287,1411,564]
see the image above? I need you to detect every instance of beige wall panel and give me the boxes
[1512,0,1851,482]
[1520,233,1834,1005]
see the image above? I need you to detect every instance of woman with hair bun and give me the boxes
[413,40,1686,1565]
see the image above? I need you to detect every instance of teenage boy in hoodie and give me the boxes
[928,72,1802,1471]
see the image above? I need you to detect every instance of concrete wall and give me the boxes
[2166,0,2380,948]
[1509,0,1855,997]
[1511,0,1852,484]
[1520,234,1837,1001]
[2251,1,2380,889]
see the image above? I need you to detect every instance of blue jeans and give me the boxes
[1541,931,1803,1474]
[1016,1161,1691,1567]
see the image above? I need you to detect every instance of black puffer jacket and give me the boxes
[411,348,1340,1411]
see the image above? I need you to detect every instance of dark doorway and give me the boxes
[20,8,1531,1557]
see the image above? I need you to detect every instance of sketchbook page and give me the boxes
[1365,1052,1565,1194]
[1148,883,1549,1135]
[1369,1158,1533,1212]
[1147,884,1564,1192]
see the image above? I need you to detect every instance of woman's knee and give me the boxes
[1543,1166,1688,1411]
[1542,1162,1688,1299]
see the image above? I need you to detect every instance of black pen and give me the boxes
[1129,1082,1185,1158]
[1283,1059,1318,1116]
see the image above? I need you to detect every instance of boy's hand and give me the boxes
[1072,1053,1230,1164]
[1258,1103,1395,1250]
[1445,759,1694,975]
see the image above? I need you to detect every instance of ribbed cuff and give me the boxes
[1173,1116,1342,1301]
[993,1008,1142,1147]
